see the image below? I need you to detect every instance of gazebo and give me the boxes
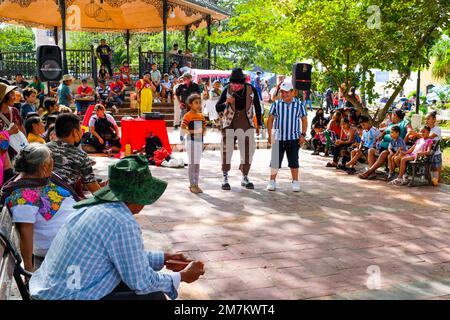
[0,0,229,75]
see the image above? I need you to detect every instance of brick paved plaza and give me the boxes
[94,148,450,300]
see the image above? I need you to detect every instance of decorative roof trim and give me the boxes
[0,16,206,33]
[182,0,229,17]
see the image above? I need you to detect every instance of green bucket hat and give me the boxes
[73,155,167,209]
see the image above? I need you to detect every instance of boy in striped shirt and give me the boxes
[267,80,308,192]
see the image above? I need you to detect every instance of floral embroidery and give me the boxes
[22,189,40,203]
[6,182,72,221]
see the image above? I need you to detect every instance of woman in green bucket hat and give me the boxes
[74,154,167,209]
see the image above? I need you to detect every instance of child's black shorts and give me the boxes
[270,139,300,169]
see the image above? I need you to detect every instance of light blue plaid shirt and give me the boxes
[29,202,180,300]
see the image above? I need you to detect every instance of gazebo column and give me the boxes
[207,15,212,69]
[162,0,168,73]
[58,0,68,74]
[184,25,190,50]
[125,30,130,64]
[53,26,58,45]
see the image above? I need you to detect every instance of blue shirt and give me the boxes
[381,119,409,149]
[20,103,36,120]
[362,127,380,149]
[57,83,71,107]
[269,98,307,141]
[254,75,261,89]
[29,202,180,300]
[388,137,407,153]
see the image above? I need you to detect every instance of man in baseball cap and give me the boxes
[175,71,201,140]
[267,78,308,192]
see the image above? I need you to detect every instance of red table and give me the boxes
[120,118,172,154]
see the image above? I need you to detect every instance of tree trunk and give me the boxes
[371,21,442,125]
[373,71,410,126]
[342,91,370,117]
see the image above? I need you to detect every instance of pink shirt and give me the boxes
[409,138,433,158]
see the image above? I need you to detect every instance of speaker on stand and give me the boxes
[292,63,312,91]
[36,45,63,82]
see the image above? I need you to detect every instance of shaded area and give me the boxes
[92,148,450,300]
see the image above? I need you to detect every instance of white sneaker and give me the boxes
[292,181,300,192]
[266,180,276,191]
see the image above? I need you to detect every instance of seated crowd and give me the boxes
[1,71,126,156]
[309,105,443,187]
[0,81,205,300]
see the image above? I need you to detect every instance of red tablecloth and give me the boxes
[120,119,172,154]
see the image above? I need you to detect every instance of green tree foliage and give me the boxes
[0,25,35,51]
[431,35,450,84]
[214,0,449,124]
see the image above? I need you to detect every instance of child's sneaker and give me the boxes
[388,178,403,186]
[387,172,396,181]
[267,180,276,191]
[241,176,254,189]
[292,181,301,192]
[189,185,201,194]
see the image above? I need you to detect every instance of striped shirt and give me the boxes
[181,111,207,141]
[29,202,180,300]
[269,97,307,141]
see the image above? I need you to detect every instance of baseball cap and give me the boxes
[280,79,294,91]
[182,72,192,79]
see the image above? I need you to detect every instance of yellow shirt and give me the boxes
[27,133,45,144]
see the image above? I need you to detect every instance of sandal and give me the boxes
[367,173,377,180]
[358,172,376,180]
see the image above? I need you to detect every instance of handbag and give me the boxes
[0,110,28,153]
[145,134,163,158]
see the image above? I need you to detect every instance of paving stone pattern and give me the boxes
[92,148,450,300]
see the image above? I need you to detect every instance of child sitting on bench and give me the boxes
[388,126,433,186]
[311,124,336,156]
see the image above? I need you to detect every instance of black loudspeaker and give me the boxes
[292,63,312,90]
[36,45,63,81]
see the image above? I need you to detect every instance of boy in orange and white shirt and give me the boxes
[181,94,206,194]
